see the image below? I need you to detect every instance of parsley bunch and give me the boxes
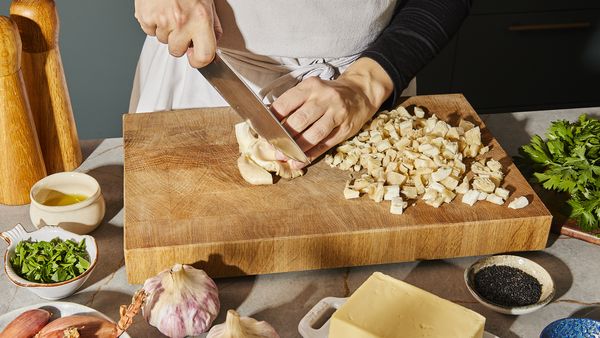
[10,237,90,283]
[518,114,600,231]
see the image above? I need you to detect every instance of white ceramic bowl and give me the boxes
[464,255,555,315]
[29,171,106,235]
[1,224,98,300]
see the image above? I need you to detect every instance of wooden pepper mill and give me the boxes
[0,16,47,205]
[10,0,82,174]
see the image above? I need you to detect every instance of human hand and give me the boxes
[271,57,394,169]
[134,0,222,67]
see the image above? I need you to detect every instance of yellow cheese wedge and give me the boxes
[329,272,485,338]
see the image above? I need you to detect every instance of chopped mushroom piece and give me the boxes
[325,105,510,214]
[459,119,475,131]
[370,182,385,203]
[441,176,459,190]
[477,191,488,201]
[473,177,496,193]
[455,177,470,194]
[485,193,505,205]
[487,159,502,172]
[508,196,529,209]
[390,197,408,215]
[431,167,452,182]
[414,106,425,118]
[344,181,360,200]
[462,190,479,206]
[495,187,510,200]
[384,185,400,201]
[402,186,418,199]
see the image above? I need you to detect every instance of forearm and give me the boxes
[362,0,471,109]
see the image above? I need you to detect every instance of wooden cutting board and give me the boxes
[123,94,552,284]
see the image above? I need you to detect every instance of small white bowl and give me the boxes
[1,224,98,300]
[29,171,106,235]
[464,255,555,315]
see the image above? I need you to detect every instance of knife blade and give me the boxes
[198,50,309,163]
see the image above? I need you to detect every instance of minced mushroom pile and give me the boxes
[324,106,529,214]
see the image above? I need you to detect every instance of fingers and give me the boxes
[283,102,324,137]
[168,29,191,57]
[295,111,338,152]
[288,126,345,169]
[134,0,218,67]
[271,86,308,120]
[139,22,157,36]
[187,9,217,68]
[155,26,171,44]
[167,9,218,61]
[212,3,223,41]
[305,127,345,160]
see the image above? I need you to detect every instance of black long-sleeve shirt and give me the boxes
[362,0,471,109]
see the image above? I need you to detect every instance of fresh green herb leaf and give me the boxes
[9,237,90,284]
[519,114,600,231]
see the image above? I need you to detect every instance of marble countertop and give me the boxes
[2,106,600,338]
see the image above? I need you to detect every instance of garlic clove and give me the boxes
[207,310,280,338]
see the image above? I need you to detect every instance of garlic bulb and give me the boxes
[207,310,280,338]
[142,264,220,338]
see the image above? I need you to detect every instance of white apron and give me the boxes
[129,0,416,113]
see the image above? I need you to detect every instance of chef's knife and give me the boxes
[198,50,309,163]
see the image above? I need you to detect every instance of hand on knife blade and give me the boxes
[197,50,309,164]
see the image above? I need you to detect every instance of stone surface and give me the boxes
[1,107,600,338]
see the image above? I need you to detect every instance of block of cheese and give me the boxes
[329,272,485,338]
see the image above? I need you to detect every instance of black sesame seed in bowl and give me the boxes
[474,265,542,307]
[464,255,555,315]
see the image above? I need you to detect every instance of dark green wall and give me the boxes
[1,0,145,139]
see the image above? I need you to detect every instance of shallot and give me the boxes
[0,309,51,338]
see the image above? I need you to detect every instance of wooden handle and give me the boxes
[10,0,58,52]
[0,16,47,205]
[0,16,21,76]
[10,0,82,174]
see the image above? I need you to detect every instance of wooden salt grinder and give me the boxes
[0,17,47,205]
[10,0,82,174]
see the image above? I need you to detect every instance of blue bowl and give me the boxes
[541,318,600,338]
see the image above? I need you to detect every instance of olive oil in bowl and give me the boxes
[29,171,106,234]
[42,190,88,206]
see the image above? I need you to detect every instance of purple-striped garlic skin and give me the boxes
[142,264,220,338]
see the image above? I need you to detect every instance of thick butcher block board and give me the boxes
[123,94,552,283]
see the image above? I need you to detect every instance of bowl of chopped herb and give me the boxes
[1,223,97,300]
[464,255,555,315]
